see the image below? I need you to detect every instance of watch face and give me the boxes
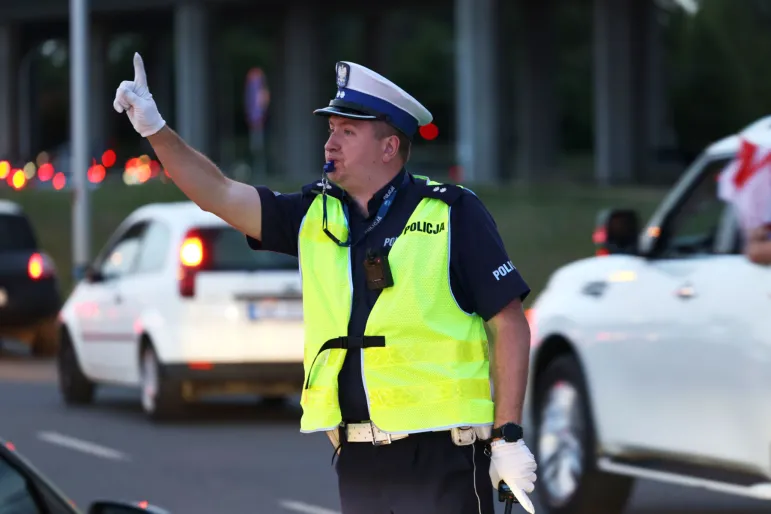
[503,423,523,441]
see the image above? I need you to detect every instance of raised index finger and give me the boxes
[133,52,148,88]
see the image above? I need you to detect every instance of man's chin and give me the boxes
[326,168,345,185]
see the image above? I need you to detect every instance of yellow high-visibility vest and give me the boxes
[298,179,493,433]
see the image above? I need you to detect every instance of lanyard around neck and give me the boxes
[322,173,409,248]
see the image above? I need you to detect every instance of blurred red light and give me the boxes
[419,123,439,141]
[448,165,463,182]
[52,172,66,190]
[102,149,116,168]
[88,164,106,183]
[38,163,54,181]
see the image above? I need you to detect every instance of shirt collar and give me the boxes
[345,168,408,219]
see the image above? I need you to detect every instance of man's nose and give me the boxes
[325,133,340,152]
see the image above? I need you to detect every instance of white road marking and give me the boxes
[37,431,129,461]
[278,500,340,514]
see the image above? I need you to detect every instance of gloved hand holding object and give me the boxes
[113,52,166,138]
[489,439,537,513]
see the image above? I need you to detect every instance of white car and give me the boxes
[57,201,305,421]
[525,115,771,513]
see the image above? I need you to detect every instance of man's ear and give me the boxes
[383,135,399,163]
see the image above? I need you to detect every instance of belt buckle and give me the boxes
[369,422,391,446]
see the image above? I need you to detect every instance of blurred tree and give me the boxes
[387,8,455,144]
[556,0,594,153]
[665,0,771,154]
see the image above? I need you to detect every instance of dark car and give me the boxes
[0,200,61,356]
[0,436,170,513]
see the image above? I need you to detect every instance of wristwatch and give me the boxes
[490,422,524,443]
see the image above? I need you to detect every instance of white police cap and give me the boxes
[314,61,433,139]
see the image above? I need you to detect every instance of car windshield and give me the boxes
[0,215,36,252]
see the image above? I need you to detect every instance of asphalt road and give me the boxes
[1,344,770,514]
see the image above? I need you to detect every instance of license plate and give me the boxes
[0,288,7,307]
[247,299,303,321]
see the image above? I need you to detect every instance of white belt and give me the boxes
[342,422,492,446]
[344,422,410,445]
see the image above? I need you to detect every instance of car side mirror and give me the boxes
[88,500,171,514]
[593,208,640,256]
[84,265,104,283]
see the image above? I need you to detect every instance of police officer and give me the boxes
[114,54,537,514]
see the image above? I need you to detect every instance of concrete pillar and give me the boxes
[213,35,234,171]
[90,24,107,155]
[18,44,36,162]
[497,0,518,181]
[278,4,323,180]
[174,2,211,155]
[454,0,499,184]
[516,0,559,181]
[639,1,675,180]
[0,25,19,161]
[593,0,668,185]
[149,34,174,123]
[593,0,635,185]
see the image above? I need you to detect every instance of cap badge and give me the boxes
[336,62,350,88]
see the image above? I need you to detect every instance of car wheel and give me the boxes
[57,335,95,405]
[534,355,634,514]
[140,344,185,422]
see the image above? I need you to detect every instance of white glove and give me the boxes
[113,52,166,138]
[489,440,537,514]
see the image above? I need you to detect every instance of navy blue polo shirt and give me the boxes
[246,170,530,422]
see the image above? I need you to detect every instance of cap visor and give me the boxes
[313,106,378,120]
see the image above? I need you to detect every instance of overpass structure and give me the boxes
[0,0,673,185]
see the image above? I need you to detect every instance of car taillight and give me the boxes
[179,233,205,298]
[180,236,203,267]
[28,253,54,280]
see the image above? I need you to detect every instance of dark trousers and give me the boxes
[334,429,495,514]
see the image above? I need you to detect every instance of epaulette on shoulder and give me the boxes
[414,177,464,205]
[302,179,344,200]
